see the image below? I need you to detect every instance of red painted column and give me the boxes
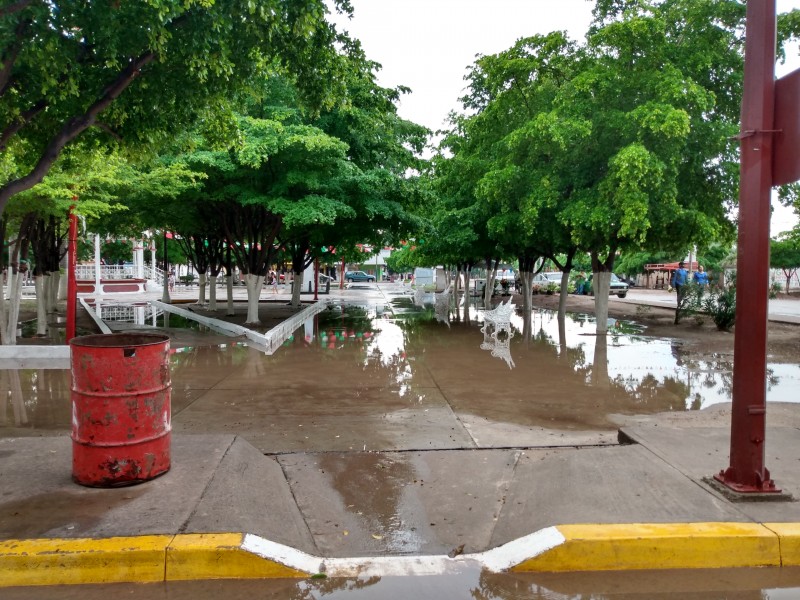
[314,258,319,301]
[715,0,779,493]
[66,205,78,343]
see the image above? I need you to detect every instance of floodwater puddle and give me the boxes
[2,301,799,445]
[5,566,800,599]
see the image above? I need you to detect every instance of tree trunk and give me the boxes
[48,272,60,315]
[0,273,6,345]
[484,264,496,307]
[208,275,217,311]
[197,273,207,306]
[558,271,570,323]
[463,266,472,323]
[35,274,47,335]
[593,271,612,335]
[592,334,610,389]
[291,270,304,309]
[244,273,264,324]
[226,274,234,316]
[5,271,22,344]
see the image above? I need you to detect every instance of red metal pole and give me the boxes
[314,258,319,301]
[715,0,779,493]
[66,205,78,343]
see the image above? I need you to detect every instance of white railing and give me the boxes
[75,264,165,286]
[98,303,163,324]
[144,265,165,287]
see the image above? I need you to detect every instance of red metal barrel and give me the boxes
[70,333,171,487]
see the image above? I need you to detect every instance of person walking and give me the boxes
[693,265,709,286]
[168,269,176,293]
[270,270,278,294]
[671,261,688,324]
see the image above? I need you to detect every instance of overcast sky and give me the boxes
[329,0,800,234]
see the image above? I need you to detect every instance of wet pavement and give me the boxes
[3,281,800,584]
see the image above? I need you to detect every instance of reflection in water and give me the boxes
[3,302,800,437]
[9,567,800,599]
[480,299,516,369]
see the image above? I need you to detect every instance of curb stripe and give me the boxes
[167,533,308,580]
[512,523,781,572]
[0,523,796,587]
[0,536,171,587]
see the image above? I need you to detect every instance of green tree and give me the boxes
[0,0,352,214]
[771,236,800,292]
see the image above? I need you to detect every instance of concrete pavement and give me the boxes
[3,421,800,585]
[2,282,800,586]
[619,287,800,324]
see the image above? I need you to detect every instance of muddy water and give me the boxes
[2,300,798,451]
[4,567,800,599]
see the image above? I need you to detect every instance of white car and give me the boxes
[532,272,563,287]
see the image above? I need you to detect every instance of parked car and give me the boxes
[532,272,563,287]
[589,273,629,298]
[345,270,376,282]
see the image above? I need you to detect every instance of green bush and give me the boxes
[702,285,736,331]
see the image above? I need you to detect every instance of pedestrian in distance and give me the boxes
[270,270,278,294]
[671,261,688,324]
[575,271,587,295]
[168,269,175,293]
[693,265,709,286]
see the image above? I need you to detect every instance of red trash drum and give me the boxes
[70,333,171,487]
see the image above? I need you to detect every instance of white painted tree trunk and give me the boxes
[197,273,207,306]
[208,275,218,311]
[5,272,22,344]
[57,269,66,302]
[226,275,235,316]
[0,274,8,345]
[291,271,304,309]
[244,274,264,324]
[593,271,612,335]
[558,271,570,323]
[592,334,610,389]
[483,271,495,307]
[35,275,47,336]
[48,272,60,316]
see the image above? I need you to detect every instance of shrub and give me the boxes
[702,285,736,331]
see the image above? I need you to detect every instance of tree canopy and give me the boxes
[0,0,353,214]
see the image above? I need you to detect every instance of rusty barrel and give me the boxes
[70,333,171,487]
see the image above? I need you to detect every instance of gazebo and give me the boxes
[643,261,698,289]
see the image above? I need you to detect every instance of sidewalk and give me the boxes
[619,287,800,324]
[2,282,800,586]
[3,423,800,585]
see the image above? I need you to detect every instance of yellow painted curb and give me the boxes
[166,533,309,580]
[0,535,171,587]
[511,523,782,572]
[765,523,800,566]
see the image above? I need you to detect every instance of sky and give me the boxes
[329,0,800,234]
